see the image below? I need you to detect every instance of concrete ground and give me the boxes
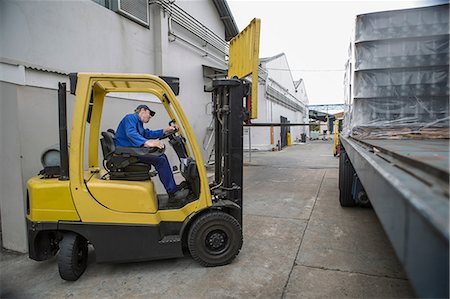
[1,140,415,298]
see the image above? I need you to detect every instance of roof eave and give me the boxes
[211,0,240,41]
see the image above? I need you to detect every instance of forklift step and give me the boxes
[157,192,195,210]
[157,194,170,210]
[159,235,181,244]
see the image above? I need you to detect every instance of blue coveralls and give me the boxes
[115,113,177,194]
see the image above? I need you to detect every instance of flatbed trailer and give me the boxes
[339,136,449,298]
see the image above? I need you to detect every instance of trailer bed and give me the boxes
[360,139,449,177]
[340,136,449,298]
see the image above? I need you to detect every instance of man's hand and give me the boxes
[163,125,178,135]
[144,139,165,149]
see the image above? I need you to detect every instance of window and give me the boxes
[92,0,149,28]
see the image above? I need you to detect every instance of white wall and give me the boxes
[165,32,224,157]
[296,80,309,104]
[263,55,296,95]
[245,85,308,149]
[1,0,156,73]
[245,83,271,150]
[245,54,309,150]
[177,1,224,35]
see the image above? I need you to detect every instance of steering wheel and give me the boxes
[160,119,179,140]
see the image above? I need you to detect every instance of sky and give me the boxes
[227,0,444,105]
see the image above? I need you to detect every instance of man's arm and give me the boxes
[144,126,177,139]
[143,128,164,139]
[144,139,164,149]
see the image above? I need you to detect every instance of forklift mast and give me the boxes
[211,79,251,224]
[208,18,260,225]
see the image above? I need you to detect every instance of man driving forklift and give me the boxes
[25,18,259,282]
[115,104,189,203]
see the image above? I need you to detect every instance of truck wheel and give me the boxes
[188,211,242,267]
[339,152,357,207]
[58,232,88,281]
[357,191,372,208]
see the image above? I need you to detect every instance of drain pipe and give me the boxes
[152,0,229,57]
[168,30,226,64]
[167,16,226,64]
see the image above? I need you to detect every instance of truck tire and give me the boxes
[188,211,242,267]
[357,190,372,209]
[339,151,357,207]
[58,232,88,281]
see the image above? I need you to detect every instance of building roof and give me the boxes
[1,58,68,75]
[309,110,335,122]
[260,52,286,63]
[334,111,344,118]
[211,0,240,41]
[294,79,303,89]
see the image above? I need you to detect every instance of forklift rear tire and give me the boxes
[339,151,357,207]
[188,211,242,267]
[58,232,88,281]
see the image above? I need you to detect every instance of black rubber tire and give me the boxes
[58,232,88,281]
[357,191,373,209]
[188,211,242,267]
[339,151,357,207]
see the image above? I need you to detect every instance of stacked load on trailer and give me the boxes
[340,4,449,298]
[344,4,449,139]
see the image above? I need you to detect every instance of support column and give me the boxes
[152,4,169,76]
[0,82,28,252]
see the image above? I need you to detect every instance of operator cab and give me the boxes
[165,124,201,199]
[98,119,200,209]
[73,75,202,212]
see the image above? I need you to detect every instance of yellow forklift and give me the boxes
[26,20,260,281]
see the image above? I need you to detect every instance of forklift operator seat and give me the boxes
[100,130,163,181]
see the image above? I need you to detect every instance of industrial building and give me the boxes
[244,53,309,151]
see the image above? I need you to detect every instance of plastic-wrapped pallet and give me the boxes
[344,4,449,139]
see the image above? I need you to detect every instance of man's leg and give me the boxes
[138,154,177,194]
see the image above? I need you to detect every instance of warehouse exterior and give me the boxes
[244,53,309,151]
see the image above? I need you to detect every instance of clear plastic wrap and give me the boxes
[355,4,449,42]
[354,66,449,98]
[344,4,449,139]
[355,36,449,70]
[351,97,449,139]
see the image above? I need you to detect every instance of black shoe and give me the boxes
[177,181,189,191]
[168,188,189,204]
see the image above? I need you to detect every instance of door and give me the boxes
[280,116,290,148]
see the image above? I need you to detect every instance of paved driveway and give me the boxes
[1,141,415,298]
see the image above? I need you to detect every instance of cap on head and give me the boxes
[135,104,155,116]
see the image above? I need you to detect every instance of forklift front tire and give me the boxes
[188,211,242,267]
[58,232,88,281]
